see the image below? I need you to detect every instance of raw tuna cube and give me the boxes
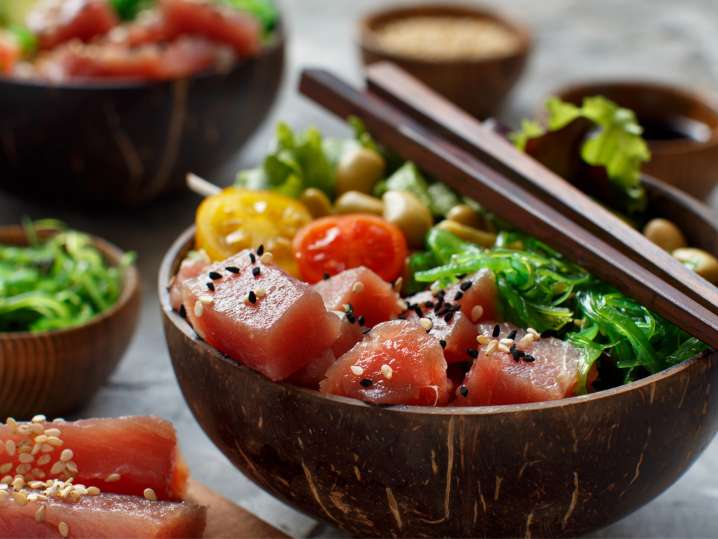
[0,416,188,501]
[314,266,403,327]
[28,0,118,50]
[161,0,261,56]
[169,250,210,312]
[448,269,498,321]
[182,249,341,381]
[321,320,450,406]
[0,491,206,538]
[454,323,583,405]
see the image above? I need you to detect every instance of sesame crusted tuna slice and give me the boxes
[0,490,206,538]
[182,249,341,381]
[320,320,450,406]
[454,323,583,405]
[313,266,403,327]
[0,416,188,501]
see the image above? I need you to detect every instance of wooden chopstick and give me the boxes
[299,68,718,349]
[364,62,718,316]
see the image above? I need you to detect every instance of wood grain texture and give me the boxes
[363,62,718,316]
[0,29,285,207]
[0,227,140,419]
[358,5,531,119]
[187,480,288,539]
[160,223,718,538]
[298,68,718,349]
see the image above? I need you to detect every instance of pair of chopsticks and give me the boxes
[298,64,718,349]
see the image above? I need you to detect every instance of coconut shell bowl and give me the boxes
[0,226,140,419]
[160,178,718,538]
[0,29,285,207]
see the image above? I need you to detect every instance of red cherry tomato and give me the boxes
[293,214,408,283]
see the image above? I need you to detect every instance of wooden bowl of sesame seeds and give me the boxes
[160,223,718,538]
[0,226,141,419]
[359,4,532,119]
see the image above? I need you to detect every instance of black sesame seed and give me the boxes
[322,272,330,280]
[424,301,434,309]
[252,267,261,277]
[459,385,469,398]
[436,289,445,298]
[492,324,501,337]
[179,304,187,319]
[249,253,256,264]
[466,348,479,359]
[510,345,524,362]
[256,244,265,256]
[346,312,356,324]
[459,281,473,291]
[357,315,365,326]
[444,311,454,323]
[360,378,373,387]
[457,273,467,279]
[524,354,536,363]
[209,271,222,281]
[434,298,444,312]
[412,304,423,318]
[248,290,257,304]
[453,291,464,301]
[206,282,215,292]
[362,327,371,334]
[507,329,518,340]
[225,266,240,274]
[439,339,447,349]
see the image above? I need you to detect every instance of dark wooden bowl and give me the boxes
[359,4,531,119]
[0,226,140,419]
[0,30,285,207]
[547,80,718,205]
[159,181,718,538]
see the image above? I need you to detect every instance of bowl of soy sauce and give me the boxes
[548,80,718,208]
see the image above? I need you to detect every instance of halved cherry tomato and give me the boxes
[195,188,312,276]
[292,214,408,283]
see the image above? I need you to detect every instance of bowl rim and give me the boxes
[159,225,710,417]
[0,23,286,92]
[0,224,140,341]
[546,78,718,152]
[358,2,532,66]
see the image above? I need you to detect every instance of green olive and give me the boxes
[335,147,385,195]
[446,204,484,229]
[643,218,687,252]
[437,220,496,247]
[334,191,384,216]
[382,191,433,248]
[299,188,332,218]
[672,247,718,284]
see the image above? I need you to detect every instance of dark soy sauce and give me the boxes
[639,116,712,143]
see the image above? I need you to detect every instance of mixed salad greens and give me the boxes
[230,103,708,393]
[0,220,134,333]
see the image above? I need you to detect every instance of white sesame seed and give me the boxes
[485,340,498,354]
[498,343,510,353]
[29,481,45,489]
[198,294,213,305]
[43,428,61,437]
[17,425,30,435]
[499,338,514,347]
[87,486,100,496]
[46,437,62,447]
[18,453,34,464]
[58,521,69,537]
[65,461,78,475]
[29,424,43,435]
[418,317,433,331]
[351,281,365,294]
[5,440,15,456]
[34,504,45,522]
[105,473,121,483]
[41,444,54,453]
[31,468,46,479]
[60,449,73,463]
[350,365,364,376]
[5,418,17,433]
[11,477,24,490]
[34,435,47,444]
[254,287,267,299]
[193,301,204,317]
[380,364,393,380]
[393,277,403,292]
[527,327,539,337]
[396,299,408,311]
[517,335,534,348]
[50,462,66,476]
[0,490,7,501]
[37,455,51,466]
[15,464,31,475]
[52,418,66,424]
[470,305,484,322]
[144,488,157,501]
[0,476,12,485]
[31,415,46,424]
[12,491,28,506]
[260,252,274,265]
[477,335,491,345]
[0,464,12,475]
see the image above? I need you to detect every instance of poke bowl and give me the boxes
[159,115,718,537]
[0,223,140,419]
[0,0,285,206]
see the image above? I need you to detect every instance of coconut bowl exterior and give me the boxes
[0,226,140,419]
[160,176,718,537]
[0,30,285,207]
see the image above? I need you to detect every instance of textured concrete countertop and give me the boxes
[1,1,717,537]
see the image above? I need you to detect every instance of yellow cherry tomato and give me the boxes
[195,188,312,276]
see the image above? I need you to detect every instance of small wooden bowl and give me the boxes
[160,178,718,538]
[359,4,531,119]
[548,80,718,206]
[0,226,141,419]
[0,28,285,207]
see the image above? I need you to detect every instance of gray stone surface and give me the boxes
[2,0,718,537]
